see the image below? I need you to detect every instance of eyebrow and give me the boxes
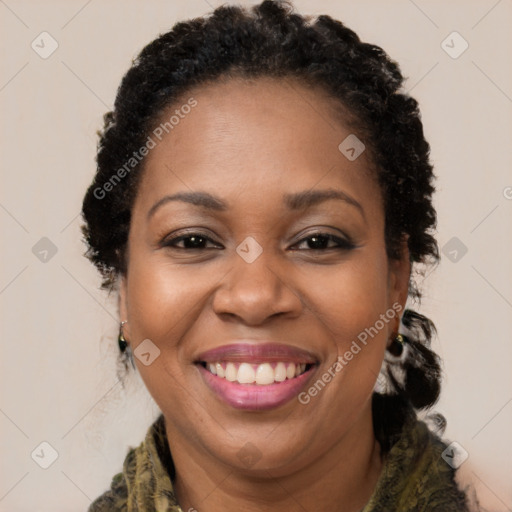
[147,188,365,220]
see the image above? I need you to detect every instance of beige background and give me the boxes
[1,0,511,510]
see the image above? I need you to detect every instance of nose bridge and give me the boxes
[212,238,301,324]
[231,241,282,307]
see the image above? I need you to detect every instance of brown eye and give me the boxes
[292,233,355,251]
[163,233,221,250]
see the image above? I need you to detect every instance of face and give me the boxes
[120,77,410,475]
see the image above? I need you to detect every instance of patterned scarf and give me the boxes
[89,411,471,511]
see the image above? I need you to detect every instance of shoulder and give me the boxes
[88,442,150,512]
[405,421,471,511]
[88,414,179,512]
[87,466,130,512]
[365,415,472,512]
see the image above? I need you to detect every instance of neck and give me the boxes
[167,404,383,512]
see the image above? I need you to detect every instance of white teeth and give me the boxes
[274,362,287,382]
[225,362,237,381]
[205,361,310,385]
[215,362,225,378]
[237,363,256,384]
[255,363,275,385]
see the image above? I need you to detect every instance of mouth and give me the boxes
[195,342,319,410]
[198,361,314,385]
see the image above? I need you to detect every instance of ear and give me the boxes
[387,236,411,328]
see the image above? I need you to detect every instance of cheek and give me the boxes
[123,257,213,412]
[304,249,391,345]
[125,256,213,346]
[300,246,392,414]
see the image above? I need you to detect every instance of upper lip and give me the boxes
[195,342,318,364]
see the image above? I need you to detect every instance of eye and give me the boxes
[162,233,222,250]
[291,232,356,251]
[160,231,355,251]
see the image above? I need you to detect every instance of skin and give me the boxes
[119,77,411,512]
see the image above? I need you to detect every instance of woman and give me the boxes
[81,1,476,510]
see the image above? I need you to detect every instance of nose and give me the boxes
[212,249,303,326]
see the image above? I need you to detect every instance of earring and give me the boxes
[388,333,406,357]
[118,320,128,353]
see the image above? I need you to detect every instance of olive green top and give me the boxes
[89,410,471,511]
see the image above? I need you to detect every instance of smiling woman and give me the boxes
[81,1,477,511]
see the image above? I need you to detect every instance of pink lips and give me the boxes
[196,342,318,364]
[195,342,318,411]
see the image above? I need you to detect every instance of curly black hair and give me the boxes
[81,0,442,449]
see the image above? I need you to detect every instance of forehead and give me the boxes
[135,77,381,215]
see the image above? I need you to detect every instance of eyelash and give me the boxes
[162,232,356,252]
